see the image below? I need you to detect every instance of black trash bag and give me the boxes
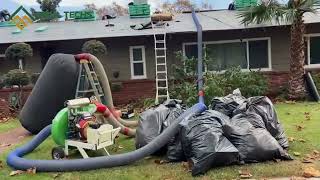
[180,110,240,176]
[135,99,184,155]
[222,113,292,163]
[164,107,185,162]
[245,96,289,149]
[210,89,246,117]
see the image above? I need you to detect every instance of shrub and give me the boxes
[0,76,5,89]
[169,52,268,106]
[4,69,30,88]
[5,42,33,70]
[82,40,107,56]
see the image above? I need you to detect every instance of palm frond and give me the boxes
[238,0,286,25]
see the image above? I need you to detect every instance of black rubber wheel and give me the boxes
[52,147,65,160]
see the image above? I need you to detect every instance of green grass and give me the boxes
[0,119,20,133]
[0,102,319,179]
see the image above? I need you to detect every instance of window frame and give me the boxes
[182,37,272,72]
[305,34,320,69]
[129,45,147,79]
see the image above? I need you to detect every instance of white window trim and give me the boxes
[182,37,272,72]
[304,33,320,69]
[129,46,147,79]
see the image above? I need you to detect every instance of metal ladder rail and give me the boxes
[75,60,105,103]
[152,21,170,104]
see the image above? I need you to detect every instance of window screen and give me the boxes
[249,40,269,69]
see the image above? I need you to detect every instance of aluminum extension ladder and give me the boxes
[75,59,105,104]
[152,21,170,104]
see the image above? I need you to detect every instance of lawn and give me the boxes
[0,118,20,134]
[0,102,319,180]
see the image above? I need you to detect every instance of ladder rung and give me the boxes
[77,90,94,93]
[157,63,166,66]
[156,55,166,58]
[156,40,165,43]
[157,71,167,74]
[158,95,168,98]
[155,48,166,50]
[158,87,168,89]
[157,79,167,81]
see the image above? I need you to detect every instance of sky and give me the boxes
[1,0,233,13]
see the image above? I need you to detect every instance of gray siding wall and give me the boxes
[0,24,319,79]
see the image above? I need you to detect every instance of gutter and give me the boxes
[191,9,204,104]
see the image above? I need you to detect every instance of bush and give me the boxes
[169,52,268,106]
[0,76,5,89]
[4,69,30,88]
[82,40,107,56]
[30,73,41,85]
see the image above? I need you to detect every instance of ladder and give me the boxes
[75,59,105,104]
[152,21,170,104]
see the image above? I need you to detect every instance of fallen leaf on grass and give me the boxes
[10,170,24,176]
[302,158,313,163]
[285,112,291,115]
[182,161,192,172]
[293,152,301,156]
[273,158,281,162]
[295,125,304,131]
[26,167,36,174]
[118,145,123,149]
[52,173,61,179]
[0,161,3,169]
[288,137,295,142]
[303,167,320,178]
[9,167,36,176]
[298,138,306,143]
[313,150,320,155]
[239,169,253,179]
[0,143,11,148]
[154,159,168,164]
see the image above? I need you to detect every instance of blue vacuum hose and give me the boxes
[7,103,207,172]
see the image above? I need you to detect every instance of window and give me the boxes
[130,46,147,79]
[183,38,271,71]
[309,36,320,65]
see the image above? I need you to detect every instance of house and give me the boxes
[1,10,320,104]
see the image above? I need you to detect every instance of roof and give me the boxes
[1,10,320,44]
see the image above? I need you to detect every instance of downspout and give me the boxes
[191,9,204,104]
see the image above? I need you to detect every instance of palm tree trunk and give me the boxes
[288,14,306,100]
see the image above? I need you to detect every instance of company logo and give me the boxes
[10,6,35,30]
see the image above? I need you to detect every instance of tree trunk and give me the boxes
[288,15,306,100]
[18,59,24,70]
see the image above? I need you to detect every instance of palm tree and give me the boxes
[239,0,320,100]
[5,42,33,70]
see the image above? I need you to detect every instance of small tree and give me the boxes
[5,42,33,70]
[36,0,61,13]
[4,69,30,109]
[82,40,107,56]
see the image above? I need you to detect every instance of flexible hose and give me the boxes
[79,54,139,127]
[7,103,206,171]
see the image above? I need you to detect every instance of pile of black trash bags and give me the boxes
[136,90,291,176]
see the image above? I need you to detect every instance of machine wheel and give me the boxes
[52,147,65,160]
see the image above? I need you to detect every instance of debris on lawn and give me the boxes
[52,173,62,179]
[295,125,305,131]
[10,167,36,176]
[154,159,168,164]
[302,167,320,178]
[304,112,311,121]
[298,138,306,143]
[302,157,313,163]
[284,100,296,104]
[293,152,301,156]
[0,160,3,169]
[0,143,11,148]
[288,137,295,142]
[182,161,192,172]
[239,169,253,179]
